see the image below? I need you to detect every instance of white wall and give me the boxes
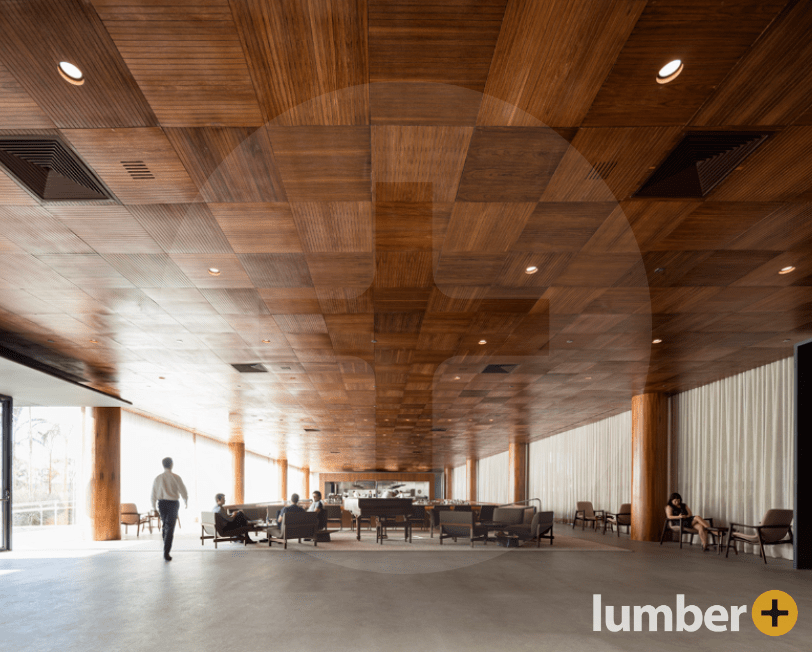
[528,411,632,522]
[672,357,794,558]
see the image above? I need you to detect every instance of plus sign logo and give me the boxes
[752,590,798,636]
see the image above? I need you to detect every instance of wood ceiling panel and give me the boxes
[94,0,262,126]
[36,254,135,288]
[315,287,373,314]
[371,126,473,202]
[443,203,534,253]
[514,203,616,253]
[0,206,94,254]
[0,62,54,129]
[553,253,641,287]
[210,203,302,254]
[0,169,39,206]
[291,202,373,252]
[582,0,787,126]
[238,253,314,288]
[169,254,253,288]
[128,204,233,254]
[308,253,375,288]
[673,251,781,286]
[374,201,435,252]
[370,82,483,126]
[273,314,328,334]
[165,128,286,202]
[102,254,193,288]
[63,128,200,203]
[0,0,156,128]
[433,254,506,286]
[457,128,569,202]
[479,0,645,127]
[45,205,163,253]
[710,127,812,201]
[231,0,368,125]
[692,1,812,126]
[266,127,371,201]
[727,203,812,251]
[368,0,507,92]
[374,252,433,288]
[259,288,321,314]
[199,288,271,316]
[541,127,683,202]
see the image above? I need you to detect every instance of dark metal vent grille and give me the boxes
[0,138,110,201]
[635,132,770,198]
[231,363,267,373]
[121,160,154,179]
[586,161,617,180]
[482,364,519,374]
[431,427,447,432]
[304,428,320,432]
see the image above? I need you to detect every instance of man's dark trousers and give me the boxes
[158,499,180,557]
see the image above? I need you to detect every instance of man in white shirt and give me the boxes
[150,457,188,561]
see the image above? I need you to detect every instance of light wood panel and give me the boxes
[631,393,668,542]
[211,204,302,254]
[230,440,245,504]
[94,0,263,126]
[0,62,54,129]
[91,407,122,541]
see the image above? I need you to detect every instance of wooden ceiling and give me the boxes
[0,0,811,471]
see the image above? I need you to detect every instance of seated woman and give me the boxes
[307,490,327,531]
[212,494,256,544]
[666,492,711,551]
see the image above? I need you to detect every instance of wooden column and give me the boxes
[509,442,528,504]
[631,392,669,542]
[444,465,453,499]
[466,457,476,502]
[229,441,245,505]
[91,407,121,541]
[279,459,288,501]
[303,466,310,497]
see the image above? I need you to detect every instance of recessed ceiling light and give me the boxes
[58,61,84,85]
[779,266,796,275]
[566,340,573,344]
[262,339,270,344]
[657,59,683,84]
[585,377,592,380]
[652,338,662,344]
[783,339,791,343]
[454,376,461,380]
[89,339,98,344]
[525,265,538,274]
[479,340,487,345]
[208,267,221,276]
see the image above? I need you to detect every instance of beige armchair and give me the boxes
[725,509,793,564]
[604,503,631,536]
[573,502,605,530]
[120,503,150,536]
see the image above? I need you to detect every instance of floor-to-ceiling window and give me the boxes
[1,395,11,551]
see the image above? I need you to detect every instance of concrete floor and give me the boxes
[1,525,810,652]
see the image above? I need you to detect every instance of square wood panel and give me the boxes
[46,205,163,253]
[211,204,302,253]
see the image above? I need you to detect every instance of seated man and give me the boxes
[308,490,327,531]
[273,493,305,526]
[212,494,256,544]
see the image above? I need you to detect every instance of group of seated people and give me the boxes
[212,490,326,543]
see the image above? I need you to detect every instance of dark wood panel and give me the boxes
[0,62,54,129]
[0,0,156,128]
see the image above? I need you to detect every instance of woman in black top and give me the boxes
[666,492,712,550]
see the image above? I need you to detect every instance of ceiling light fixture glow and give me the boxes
[208,267,220,276]
[262,339,270,344]
[525,265,538,274]
[652,338,662,344]
[58,61,84,85]
[779,266,796,275]
[657,59,683,84]
[478,340,487,345]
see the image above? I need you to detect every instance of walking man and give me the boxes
[151,457,188,561]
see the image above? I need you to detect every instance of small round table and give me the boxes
[707,526,729,555]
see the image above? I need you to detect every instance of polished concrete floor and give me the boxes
[1,525,809,652]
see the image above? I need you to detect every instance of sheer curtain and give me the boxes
[672,357,794,559]
[477,451,509,504]
[192,435,230,514]
[528,411,632,522]
[287,466,306,499]
[245,452,278,503]
[453,463,466,500]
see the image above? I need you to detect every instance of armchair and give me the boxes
[659,506,713,548]
[604,504,631,536]
[267,511,319,549]
[438,510,488,547]
[725,509,793,564]
[573,502,605,530]
[120,503,151,536]
[200,512,253,548]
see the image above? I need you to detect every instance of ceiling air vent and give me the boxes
[304,428,320,432]
[0,138,110,201]
[231,363,267,373]
[121,160,154,180]
[635,132,770,198]
[431,427,447,432]
[482,364,519,374]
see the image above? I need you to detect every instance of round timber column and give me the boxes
[91,407,121,541]
[303,467,310,497]
[229,441,245,505]
[631,392,669,542]
[444,465,453,499]
[509,442,528,504]
[279,459,288,501]
[466,457,477,503]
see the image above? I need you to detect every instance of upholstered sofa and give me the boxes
[224,502,285,522]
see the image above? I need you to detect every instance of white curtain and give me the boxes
[121,411,197,514]
[310,471,320,498]
[192,435,231,514]
[287,466,306,499]
[245,452,279,503]
[672,357,794,559]
[477,451,509,504]
[453,463,466,500]
[528,411,632,522]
